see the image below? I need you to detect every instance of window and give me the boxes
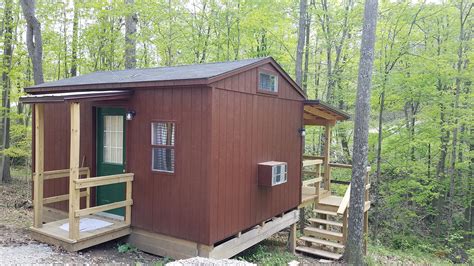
[272,164,287,185]
[103,115,124,164]
[258,161,288,187]
[151,122,175,173]
[259,72,278,93]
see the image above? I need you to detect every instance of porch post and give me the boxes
[69,102,81,240]
[33,104,44,228]
[323,125,331,191]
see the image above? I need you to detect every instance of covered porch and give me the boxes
[297,100,371,260]
[21,91,135,251]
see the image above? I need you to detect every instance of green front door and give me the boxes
[96,107,126,216]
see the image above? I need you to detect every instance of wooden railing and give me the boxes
[33,167,134,240]
[39,167,91,207]
[73,173,134,226]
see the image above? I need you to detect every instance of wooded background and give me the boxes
[0,0,472,262]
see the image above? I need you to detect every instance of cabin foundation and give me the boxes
[129,209,299,259]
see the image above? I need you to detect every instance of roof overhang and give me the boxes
[304,100,350,126]
[19,90,133,104]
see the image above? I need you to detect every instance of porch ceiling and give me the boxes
[19,90,133,104]
[304,100,350,126]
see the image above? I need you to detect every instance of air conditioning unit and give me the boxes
[258,161,288,187]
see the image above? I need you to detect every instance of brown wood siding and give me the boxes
[126,87,212,244]
[39,87,213,245]
[208,64,304,244]
[41,102,95,211]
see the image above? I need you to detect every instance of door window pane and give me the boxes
[103,115,124,164]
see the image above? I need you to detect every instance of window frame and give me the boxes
[257,69,279,95]
[271,164,288,186]
[151,120,176,174]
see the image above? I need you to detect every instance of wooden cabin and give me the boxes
[20,57,370,260]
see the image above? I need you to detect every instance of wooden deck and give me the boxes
[30,214,131,251]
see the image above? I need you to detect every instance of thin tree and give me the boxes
[21,0,44,85]
[70,0,79,77]
[125,0,137,69]
[295,0,307,86]
[346,0,378,264]
[0,0,14,182]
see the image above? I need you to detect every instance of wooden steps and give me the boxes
[304,227,343,241]
[295,246,343,260]
[312,209,337,216]
[299,236,345,249]
[298,199,346,260]
[309,218,343,227]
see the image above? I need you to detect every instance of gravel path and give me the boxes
[0,244,55,264]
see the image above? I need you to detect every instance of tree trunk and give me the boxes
[70,0,79,77]
[0,0,14,183]
[124,0,137,69]
[346,0,378,264]
[20,0,44,85]
[295,0,307,86]
[302,10,311,90]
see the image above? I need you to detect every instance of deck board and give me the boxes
[30,214,130,251]
[319,195,342,207]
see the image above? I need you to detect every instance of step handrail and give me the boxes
[337,183,351,215]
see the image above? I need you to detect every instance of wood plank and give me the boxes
[129,228,200,259]
[125,181,132,225]
[29,215,130,249]
[289,223,296,254]
[337,184,351,215]
[34,104,44,228]
[43,191,87,205]
[299,236,345,249]
[319,195,343,207]
[75,199,133,217]
[323,126,331,191]
[313,209,337,216]
[304,227,343,241]
[42,168,89,180]
[295,246,343,260]
[209,210,299,259]
[302,177,323,186]
[302,159,323,167]
[329,163,352,169]
[69,102,81,240]
[308,218,343,227]
[74,174,134,189]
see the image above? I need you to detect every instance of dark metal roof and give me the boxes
[19,90,133,104]
[26,57,265,90]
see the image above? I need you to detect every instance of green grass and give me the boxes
[237,239,297,265]
[366,244,456,265]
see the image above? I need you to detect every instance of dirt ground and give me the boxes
[0,176,325,265]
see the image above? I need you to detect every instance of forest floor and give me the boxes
[0,174,455,265]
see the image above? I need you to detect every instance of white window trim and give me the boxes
[258,71,279,93]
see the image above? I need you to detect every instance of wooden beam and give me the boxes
[74,173,134,189]
[305,106,338,120]
[304,117,336,126]
[302,159,323,167]
[43,191,88,205]
[125,181,132,225]
[323,125,331,191]
[39,167,89,180]
[289,223,296,254]
[75,199,133,217]
[33,104,44,228]
[208,210,299,259]
[329,163,352,169]
[337,183,351,215]
[69,102,81,240]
